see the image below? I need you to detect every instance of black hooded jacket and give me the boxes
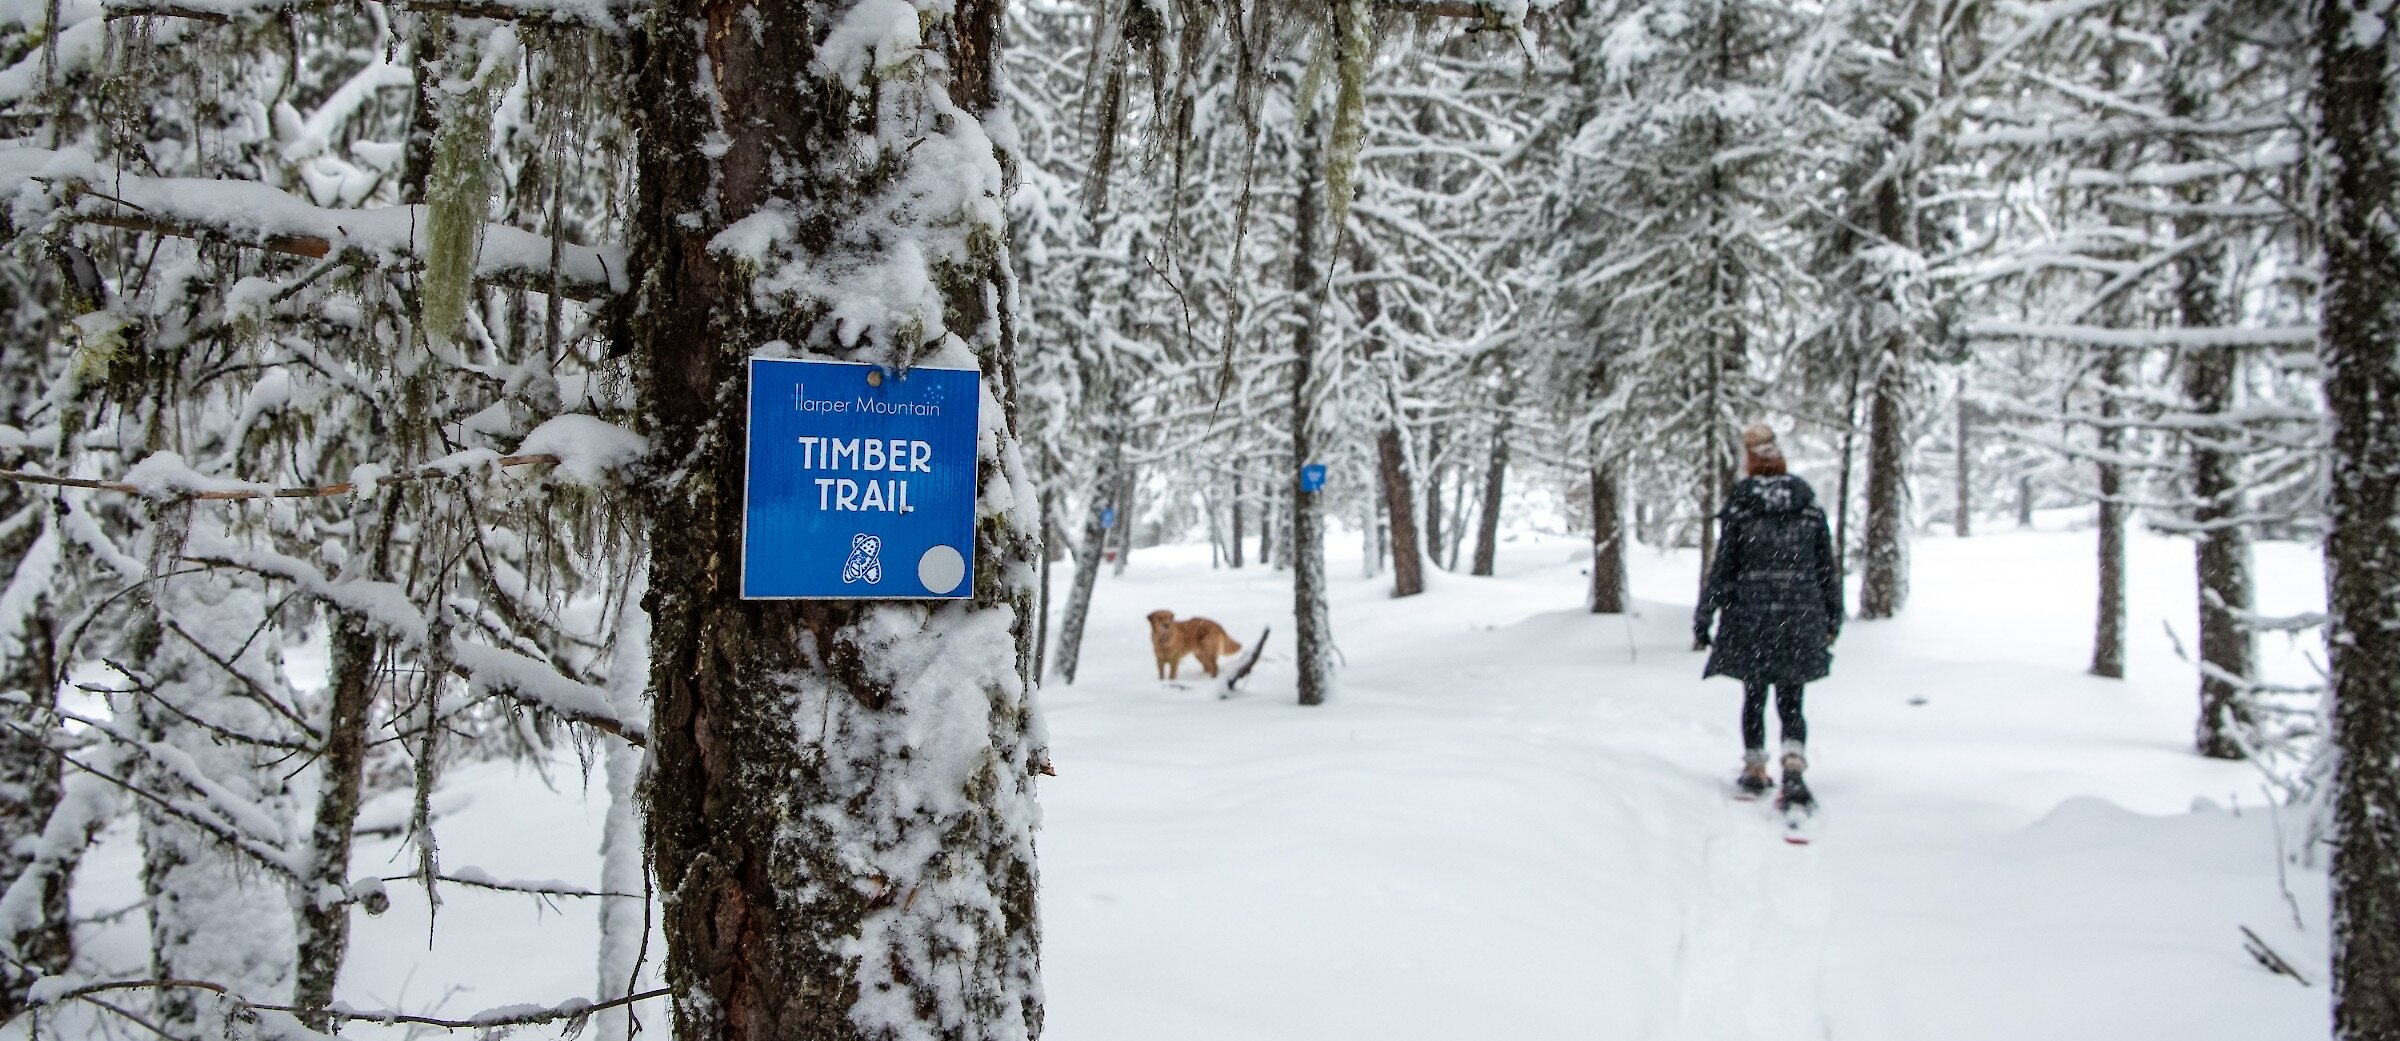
[1694,474,1843,685]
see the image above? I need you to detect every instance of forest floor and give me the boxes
[49,521,2333,1040]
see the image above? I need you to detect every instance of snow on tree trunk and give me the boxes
[2168,48,2256,761]
[2090,350,2129,681]
[1054,447,1122,686]
[1590,464,1627,615]
[292,499,399,1024]
[1289,110,1334,709]
[597,565,651,1041]
[0,500,63,1020]
[1423,432,1445,571]
[623,0,1044,1033]
[131,579,298,1036]
[2313,1,2400,1034]
[1111,467,1136,576]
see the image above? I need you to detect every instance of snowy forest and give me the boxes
[0,0,2395,1037]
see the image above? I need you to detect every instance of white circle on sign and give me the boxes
[918,545,967,595]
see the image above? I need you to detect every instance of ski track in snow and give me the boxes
[36,526,2332,1041]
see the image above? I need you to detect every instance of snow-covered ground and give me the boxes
[51,522,2332,1040]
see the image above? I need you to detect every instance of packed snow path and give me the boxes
[1038,530,2326,1041]
[41,528,2329,1040]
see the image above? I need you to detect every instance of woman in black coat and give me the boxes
[1693,425,1843,806]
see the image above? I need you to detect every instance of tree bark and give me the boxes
[292,496,399,1026]
[1377,427,1424,596]
[1470,401,1510,577]
[1423,433,1445,571]
[2017,475,2035,528]
[624,0,1044,1032]
[0,508,64,1022]
[2167,48,2255,761]
[1590,463,1628,614]
[2314,5,2400,1034]
[1054,464,1117,686]
[1953,376,1971,538]
[1035,490,1054,680]
[1290,109,1334,708]
[2091,351,2128,680]
[1111,466,1136,576]
[1835,359,1864,576]
[1859,165,1913,619]
[1229,472,1245,568]
[1859,350,1910,619]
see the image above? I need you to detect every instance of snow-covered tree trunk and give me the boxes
[597,565,651,1041]
[1590,463,1627,614]
[2091,351,2129,680]
[1054,446,1123,685]
[1290,112,1333,709]
[0,496,63,1020]
[624,0,1044,1033]
[131,581,298,1036]
[2313,0,2400,1033]
[2168,46,2256,761]
[292,499,399,1024]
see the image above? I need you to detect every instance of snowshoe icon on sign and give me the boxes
[842,533,884,585]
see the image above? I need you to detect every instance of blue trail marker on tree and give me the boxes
[1299,463,1328,493]
[742,358,980,599]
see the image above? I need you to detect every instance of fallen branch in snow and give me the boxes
[0,453,561,503]
[35,977,674,1033]
[2239,925,2312,986]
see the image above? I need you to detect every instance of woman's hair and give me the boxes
[1743,424,1786,477]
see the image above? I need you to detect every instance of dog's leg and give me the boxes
[1199,651,1219,678]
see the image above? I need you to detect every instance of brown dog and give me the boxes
[1147,610,1243,680]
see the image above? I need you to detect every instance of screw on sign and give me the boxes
[1299,463,1327,493]
[741,358,981,600]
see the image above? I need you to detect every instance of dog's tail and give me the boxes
[1216,631,1243,657]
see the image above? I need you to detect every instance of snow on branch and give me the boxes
[0,147,624,299]
[1965,320,2316,349]
[27,977,673,1036]
[0,452,563,503]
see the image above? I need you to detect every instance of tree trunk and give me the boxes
[0,502,65,1022]
[2167,53,2255,761]
[1953,376,1971,538]
[1835,359,1864,576]
[1445,471,1469,571]
[2314,6,2400,1034]
[1290,109,1333,708]
[1423,434,1445,571]
[1859,165,1913,619]
[2091,352,2128,680]
[1378,427,1424,596]
[2017,475,2036,528]
[1054,465,1117,686]
[1229,472,1245,568]
[1859,350,1910,619]
[1590,463,1628,614]
[1471,404,1510,577]
[624,0,1044,1032]
[596,567,652,1041]
[133,585,297,1037]
[1035,490,1054,680]
[1111,467,1136,576]
[292,497,399,1025]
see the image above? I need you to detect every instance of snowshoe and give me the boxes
[1732,755,1772,801]
[1776,750,1817,844]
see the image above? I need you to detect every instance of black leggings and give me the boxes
[1741,680,1807,751]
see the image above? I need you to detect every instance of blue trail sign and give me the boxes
[742,359,981,600]
[1299,463,1328,493]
